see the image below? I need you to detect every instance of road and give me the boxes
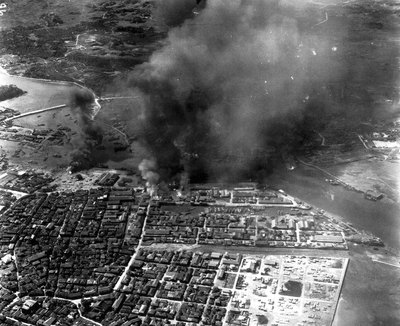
[317,132,326,146]
[358,134,369,149]
[312,12,328,28]
[97,120,130,146]
[372,258,400,269]
[297,159,366,194]
[114,203,150,291]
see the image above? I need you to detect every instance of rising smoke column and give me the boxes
[138,158,160,193]
[69,89,103,171]
[129,0,344,182]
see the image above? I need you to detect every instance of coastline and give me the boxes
[0,66,102,118]
[331,258,350,326]
[298,159,374,200]
[267,165,400,251]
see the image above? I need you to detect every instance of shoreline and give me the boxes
[331,258,350,326]
[268,165,400,251]
[298,159,371,198]
[1,66,88,90]
[0,66,102,116]
[0,66,102,120]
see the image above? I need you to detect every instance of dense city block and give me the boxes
[0,184,353,325]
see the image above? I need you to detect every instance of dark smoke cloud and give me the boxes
[124,0,388,183]
[152,0,203,27]
[69,89,103,171]
[70,89,95,124]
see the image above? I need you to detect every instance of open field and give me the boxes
[333,245,400,326]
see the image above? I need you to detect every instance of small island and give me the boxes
[0,84,26,102]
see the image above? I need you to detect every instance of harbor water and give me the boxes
[268,165,400,251]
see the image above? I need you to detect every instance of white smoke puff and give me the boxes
[139,159,160,194]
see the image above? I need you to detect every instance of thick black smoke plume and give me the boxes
[152,0,202,27]
[70,89,95,124]
[128,0,340,183]
[69,89,103,172]
[126,0,397,183]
